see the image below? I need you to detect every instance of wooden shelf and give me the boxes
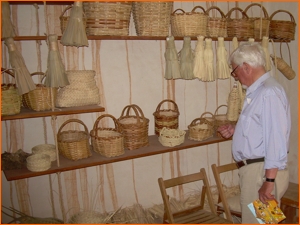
[2,134,231,181]
[1,105,105,121]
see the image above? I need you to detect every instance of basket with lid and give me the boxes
[206,6,227,38]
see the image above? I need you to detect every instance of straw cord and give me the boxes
[270,39,278,80]
[57,172,66,222]
[280,42,292,67]
[176,151,184,202]
[169,152,176,197]
[10,182,16,218]
[131,161,140,204]
[125,40,132,104]
[51,115,60,166]
[48,175,57,218]
[106,164,119,210]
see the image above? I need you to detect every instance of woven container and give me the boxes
[26,154,51,172]
[83,1,132,36]
[269,10,296,41]
[22,72,57,111]
[214,105,229,128]
[226,83,241,122]
[199,112,215,128]
[206,6,227,38]
[153,99,179,136]
[90,114,125,157]
[60,5,87,35]
[159,127,186,147]
[188,117,214,141]
[118,104,149,150]
[57,119,91,161]
[32,144,57,161]
[171,6,208,37]
[243,3,270,39]
[132,2,173,36]
[226,7,254,39]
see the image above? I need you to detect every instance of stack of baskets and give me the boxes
[206,6,227,38]
[32,144,57,162]
[153,99,179,136]
[118,104,149,150]
[188,116,214,141]
[90,114,125,158]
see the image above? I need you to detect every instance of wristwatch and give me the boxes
[264,177,275,182]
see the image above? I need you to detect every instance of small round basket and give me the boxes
[159,127,186,147]
[214,105,230,138]
[27,154,51,172]
[188,117,214,141]
[32,144,57,161]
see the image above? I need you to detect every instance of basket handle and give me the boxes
[30,72,47,85]
[120,104,146,123]
[59,5,72,19]
[200,111,214,119]
[58,119,89,134]
[280,42,292,68]
[214,105,228,116]
[155,99,179,113]
[269,10,295,23]
[191,6,206,14]
[205,6,226,18]
[190,117,213,126]
[1,67,15,78]
[243,3,269,19]
[226,7,249,19]
[172,8,186,15]
[93,114,121,133]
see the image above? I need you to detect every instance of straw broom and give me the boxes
[216,37,230,79]
[232,37,239,51]
[203,38,215,81]
[164,36,181,79]
[193,35,205,80]
[1,1,15,38]
[60,2,88,47]
[178,37,194,80]
[4,37,36,95]
[261,36,271,71]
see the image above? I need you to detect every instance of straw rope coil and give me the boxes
[159,127,186,147]
[26,154,51,172]
[205,6,227,38]
[153,99,180,136]
[60,5,86,35]
[188,117,214,141]
[90,114,125,158]
[32,144,57,161]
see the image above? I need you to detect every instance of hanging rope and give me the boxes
[57,172,66,222]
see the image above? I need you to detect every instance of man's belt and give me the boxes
[236,157,264,169]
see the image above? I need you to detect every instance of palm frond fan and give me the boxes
[164,36,181,79]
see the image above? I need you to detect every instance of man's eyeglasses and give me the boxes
[231,65,239,77]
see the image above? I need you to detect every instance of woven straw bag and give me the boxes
[171,6,208,37]
[32,144,57,161]
[226,7,254,39]
[57,119,91,161]
[206,6,227,38]
[188,117,214,141]
[60,5,87,35]
[26,154,51,172]
[56,70,100,107]
[83,1,132,36]
[22,72,57,111]
[226,82,240,122]
[159,127,186,147]
[118,104,149,150]
[153,99,179,136]
[90,114,125,158]
[132,2,173,36]
[269,10,296,41]
[243,3,270,39]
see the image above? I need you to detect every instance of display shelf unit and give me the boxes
[3,134,231,181]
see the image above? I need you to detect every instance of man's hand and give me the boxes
[217,124,235,139]
[258,181,275,204]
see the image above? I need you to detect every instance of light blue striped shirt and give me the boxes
[232,72,291,170]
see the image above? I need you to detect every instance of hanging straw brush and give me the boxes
[216,37,230,80]
[193,35,205,80]
[227,82,241,122]
[4,37,36,95]
[1,1,15,38]
[232,37,239,51]
[261,36,271,71]
[60,1,88,47]
[164,36,181,79]
[203,38,215,82]
[178,36,194,80]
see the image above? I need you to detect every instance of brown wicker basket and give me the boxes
[57,119,91,161]
[132,2,173,36]
[226,7,254,39]
[188,117,214,141]
[171,6,208,37]
[214,105,229,128]
[83,1,132,36]
[206,6,227,38]
[153,99,179,136]
[60,5,87,35]
[243,3,270,39]
[269,10,296,41]
[22,72,57,111]
[90,114,125,157]
[118,104,149,150]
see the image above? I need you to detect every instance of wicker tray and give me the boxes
[206,6,227,38]
[90,114,125,157]
[159,127,186,147]
[188,117,214,141]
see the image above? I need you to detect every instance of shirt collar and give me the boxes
[246,72,270,96]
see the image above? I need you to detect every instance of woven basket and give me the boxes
[226,7,254,39]
[132,2,173,36]
[269,10,296,41]
[199,112,215,127]
[171,6,208,37]
[226,82,241,122]
[153,99,179,136]
[159,127,186,147]
[60,5,87,35]
[90,114,125,157]
[57,119,91,161]
[32,144,57,161]
[188,117,214,141]
[26,154,51,172]
[83,1,132,36]
[22,72,57,111]
[206,6,227,38]
[118,104,149,150]
[243,3,270,39]
[214,105,229,128]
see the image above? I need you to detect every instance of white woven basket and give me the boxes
[159,127,186,147]
[32,144,57,161]
[26,154,51,172]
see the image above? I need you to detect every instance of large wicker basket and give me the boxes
[226,7,254,39]
[153,99,179,136]
[118,104,149,150]
[83,1,132,36]
[188,117,214,141]
[132,2,173,36]
[171,6,208,37]
[159,127,186,147]
[57,119,91,161]
[269,10,296,41]
[90,114,125,158]
[206,6,227,38]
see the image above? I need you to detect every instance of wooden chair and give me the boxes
[158,168,233,224]
[211,163,242,223]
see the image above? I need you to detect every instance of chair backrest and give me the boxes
[211,162,239,222]
[158,168,217,223]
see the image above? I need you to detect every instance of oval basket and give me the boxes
[188,117,214,141]
[206,6,227,38]
[171,6,208,37]
[90,114,125,158]
[118,104,149,150]
[32,144,57,161]
[153,99,180,136]
[57,119,91,161]
[159,127,186,147]
[27,154,51,172]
